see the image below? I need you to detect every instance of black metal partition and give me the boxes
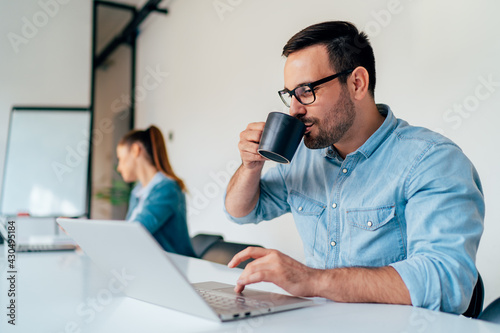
[91,0,167,218]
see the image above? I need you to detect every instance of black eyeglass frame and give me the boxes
[278,69,354,107]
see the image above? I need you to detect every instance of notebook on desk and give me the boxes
[56,218,314,322]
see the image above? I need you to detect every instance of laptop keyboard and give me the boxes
[16,243,76,252]
[195,288,271,314]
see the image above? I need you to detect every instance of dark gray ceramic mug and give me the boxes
[257,112,306,164]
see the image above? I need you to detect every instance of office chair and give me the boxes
[191,233,263,269]
[478,297,500,324]
[462,273,484,318]
[191,233,223,258]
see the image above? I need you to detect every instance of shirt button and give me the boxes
[367,221,373,227]
[332,203,337,209]
[298,206,303,211]
[342,168,348,174]
[330,241,336,247]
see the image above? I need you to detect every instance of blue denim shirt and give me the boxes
[226,104,484,314]
[127,172,195,257]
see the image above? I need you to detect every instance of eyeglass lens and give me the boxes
[280,86,315,107]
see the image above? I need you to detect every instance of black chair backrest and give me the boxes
[191,234,223,258]
[478,297,500,324]
[462,273,484,318]
[191,233,262,269]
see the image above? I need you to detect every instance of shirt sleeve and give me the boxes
[131,182,179,234]
[224,164,291,224]
[390,143,484,314]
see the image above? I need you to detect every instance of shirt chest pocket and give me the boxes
[289,191,326,216]
[345,205,405,267]
[288,191,326,260]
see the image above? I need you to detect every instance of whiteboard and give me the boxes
[0,107,91,217]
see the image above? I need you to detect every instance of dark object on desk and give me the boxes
[462,273,484,318]
[191,233,263,269]
[478,296,500,324]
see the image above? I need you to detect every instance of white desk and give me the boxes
[0,246,498,333]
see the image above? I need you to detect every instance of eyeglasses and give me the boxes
[278,69,354,107]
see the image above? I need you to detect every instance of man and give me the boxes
[224,21,484,314]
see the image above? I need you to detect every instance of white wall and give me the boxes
[135,0,500,306]
[0,0,92,186]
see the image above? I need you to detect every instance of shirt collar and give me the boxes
[356,104,396,159]
[131,172,166,199]
[323,145,342,161]
[323,104,397,160]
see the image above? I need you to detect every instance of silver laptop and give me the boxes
[56,218,313,322]
[0,217,76,252]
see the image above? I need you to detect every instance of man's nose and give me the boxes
[289,96,306,118]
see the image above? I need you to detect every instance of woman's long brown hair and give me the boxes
[119,126,187,192]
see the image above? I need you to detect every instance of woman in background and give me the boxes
[116,125,195,257]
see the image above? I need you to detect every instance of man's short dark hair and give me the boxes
[283,21,376,97]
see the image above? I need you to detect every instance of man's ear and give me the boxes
[349,66,370,101]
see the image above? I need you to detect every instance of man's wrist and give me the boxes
[310,268,330,298]
[241,161,265,174]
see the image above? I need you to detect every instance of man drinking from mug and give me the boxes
[224,21,484,314]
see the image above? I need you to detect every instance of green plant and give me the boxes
[95,179,132,206]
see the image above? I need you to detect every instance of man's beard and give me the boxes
[299,87,355,149]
